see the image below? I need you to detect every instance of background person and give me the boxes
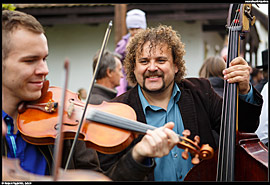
[77,88,87,102]
[255,82,268,147]
[198,56,226,97]
[255,49,268,92]
[250,67,263,87]
[115,9,147,96]
[88,50,123,105]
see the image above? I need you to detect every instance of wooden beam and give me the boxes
[128,3,230,12]
[17,4,232,28]
[36,15,114,26]
[114,4,127,46]
[16,5,115,16]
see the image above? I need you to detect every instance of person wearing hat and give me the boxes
[115,9,147,96]
[255,49,268,92]
[255,81,268,147]
[255,49,269,147]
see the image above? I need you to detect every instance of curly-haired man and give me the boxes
[99,25,263,181]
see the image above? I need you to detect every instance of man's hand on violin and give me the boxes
[223,56,252,95]
[131,122,179,163]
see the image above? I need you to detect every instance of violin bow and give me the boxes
[64,20,113,170]
[52,59,70,180]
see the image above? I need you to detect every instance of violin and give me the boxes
[3,61,111,182]
[184,4,268,181]
[16,82,214,164]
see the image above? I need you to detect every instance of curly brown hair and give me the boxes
[124,25,186,84]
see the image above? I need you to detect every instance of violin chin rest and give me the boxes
[18,102,26,113]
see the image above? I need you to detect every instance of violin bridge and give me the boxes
[67,102,74,118]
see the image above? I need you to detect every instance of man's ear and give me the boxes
[174,63,179,74]
[106,68,112,78]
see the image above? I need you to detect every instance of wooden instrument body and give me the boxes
[184,132,268,181]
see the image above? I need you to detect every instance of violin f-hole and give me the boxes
[54,121,79,130]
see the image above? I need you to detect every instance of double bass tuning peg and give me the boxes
[244,5,256,26]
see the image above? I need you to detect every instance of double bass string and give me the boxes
[217,20,233,182]
[228,6,241,181]
[227,7,240,181]
[217,4,241,181]
[227,30,237,181]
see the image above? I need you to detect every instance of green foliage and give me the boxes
[2,4,16,11]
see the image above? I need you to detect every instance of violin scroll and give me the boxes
[178,130,214,164]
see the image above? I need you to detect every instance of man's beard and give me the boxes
[141,70,168,94]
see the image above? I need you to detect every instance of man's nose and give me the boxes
[148,61,158,71]
[36,59,49,76]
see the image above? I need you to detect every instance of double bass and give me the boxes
[184,4,268,181]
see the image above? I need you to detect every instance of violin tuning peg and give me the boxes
[194,135,200,144]
[182,148,189,160]
[191,154,200,165]
[182,129,190,137]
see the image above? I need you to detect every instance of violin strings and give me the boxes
[87,108,157,134]
[86,108,187,143]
